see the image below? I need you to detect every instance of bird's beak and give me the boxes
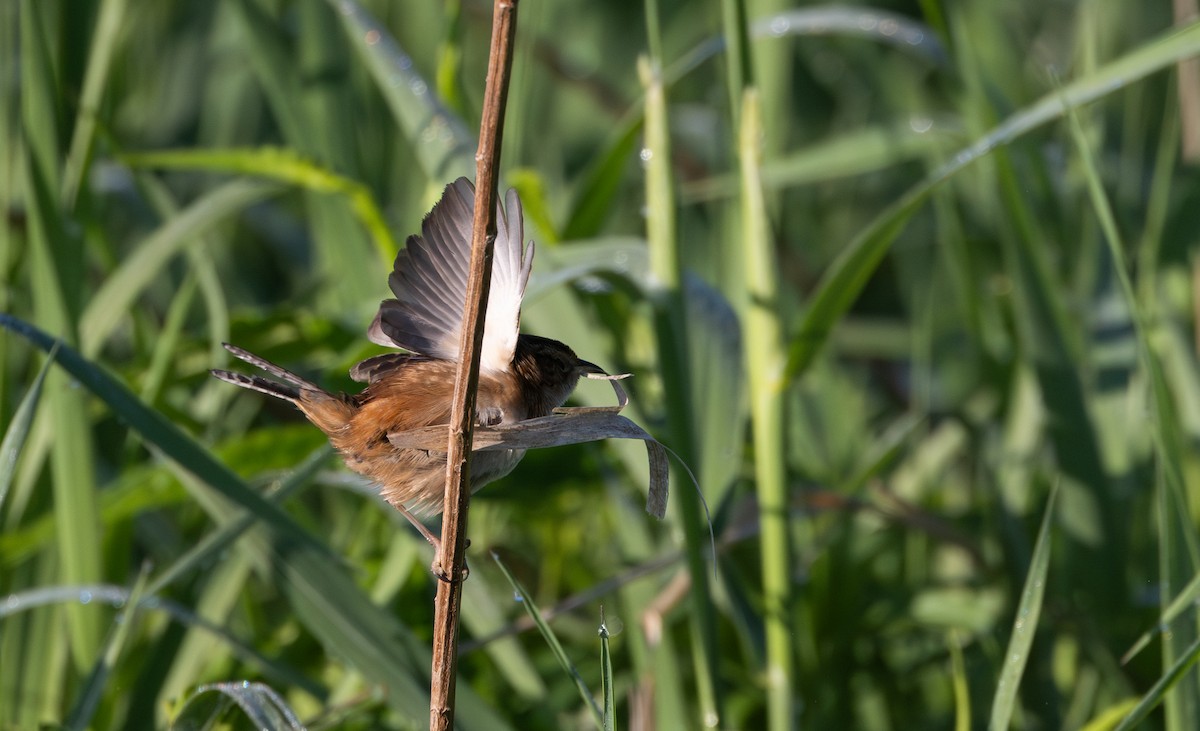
[577,358,605,376]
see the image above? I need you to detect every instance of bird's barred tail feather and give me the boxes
[210,343,325,403]
[209,369,300,402]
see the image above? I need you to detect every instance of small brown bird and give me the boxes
[212,178,603,537]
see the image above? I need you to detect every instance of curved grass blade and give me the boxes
[146,445,332,595]
[2,314,328,549]
[1060,75,1200,726]
[64,566,149,731]
[60,0,129,208]
[562,114,645,242]
[78,178,282,358]
[0,582,323,698]
[748,7,946,62]
[988,484,1057,731]
[529,237,651,300]
[666,6,947,87]
[785,19,1200,381]
[173,681,305,731]
[784,184,924,380]
[0,343,57,514]
[0,429,320,565]
[328,0,475,181]
[492,552,604,728]
[1122,567,1200,665]
[683,122,957,201]
[1112,637,1200,731]
[122,147,397,269]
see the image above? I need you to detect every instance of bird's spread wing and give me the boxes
[367,177,532,374]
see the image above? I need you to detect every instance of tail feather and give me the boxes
[221,343,322,392]
[210,369,300,402]
[212,344,357,436]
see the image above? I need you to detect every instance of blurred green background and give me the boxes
[4,0,1200,729]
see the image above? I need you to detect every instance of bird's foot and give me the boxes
[431,555,471,584]
[394,503,471,582]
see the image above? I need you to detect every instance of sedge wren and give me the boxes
[212,178,604,535]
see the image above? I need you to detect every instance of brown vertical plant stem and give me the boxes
[429,1,520,729]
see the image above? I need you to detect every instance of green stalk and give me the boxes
[719,0,753,122]
[639,49,722,727]
[738,88,794,731]
[20,0,103,672]
[60,0,129,209]
[723,0,793,723]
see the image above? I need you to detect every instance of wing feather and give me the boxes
[367,177,531,373]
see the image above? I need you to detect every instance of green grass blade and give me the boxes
[1123,564,1200,665]
[18,0,61,188]
[1062,74,1200,727]
[122,147,398,268]
[600,612,615,731]
[784,18,1200,382]
[719,0,752,124]
[78,178,282,357]
[172,681,305,731]
[1113,636,1200,731]
[146,445,332,596]
[561,115,645,242]
[492,552,605,728]
[64,565,149,731]
[0,581,326,699]
[0,343,57,514]
[988,485,1058,731]
[133,170,231,364]
[23,145,104,673]
[684,275,746,515]
[329,0,475,181]
[60,0,129,208]
[0,313,510,729]
[138,273,197,404]
[949,632,970,731]
[683,122,956,201]
[459,577,547,702]
[1081,700,1140,731]
[2,317,328,546]
[784,184,926,380]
